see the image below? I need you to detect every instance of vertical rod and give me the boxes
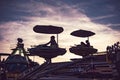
[57,34,59,47]
[88,37,89,41]
[0,56,1,62]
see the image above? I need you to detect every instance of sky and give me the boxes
[0,0,120,63]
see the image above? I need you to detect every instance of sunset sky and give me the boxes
[0,0,120,63]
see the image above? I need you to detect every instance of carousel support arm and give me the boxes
[88,37,89,41]
[57,34,59,47]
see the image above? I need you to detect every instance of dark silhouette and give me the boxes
[33,25,64,34]
[11,38,26,56]
[0,70,7,80]
[80,42,86,47]
[106,42,120,77]
[28,25,67,64]
[70,29,97,57]
[44,36,58,48]
[17,38,24,49]
[106,42,120,63]
[86,40,90,47]
[5,38,30,73]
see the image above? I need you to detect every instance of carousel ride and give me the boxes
[1,38,39,79]
[69,29,97,57]
[28,25,66,63]
[1,26,120,80]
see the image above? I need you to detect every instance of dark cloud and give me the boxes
[44,0,120,31]
[79,0,120,31]
[108,24,120,31]
[111,26,120,31]
[0,0,120,31]
[0,0,34,23]
[0,0,61,23]
[81,0,120,17]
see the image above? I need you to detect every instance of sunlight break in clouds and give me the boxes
[0,1,120,63]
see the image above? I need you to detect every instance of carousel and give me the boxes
[69,29,97,57]
[28,25,66,63]
[2,38,39,79]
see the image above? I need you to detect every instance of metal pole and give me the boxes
[88,37,89,41]
[57,34,59,47]
[0,56,1,62]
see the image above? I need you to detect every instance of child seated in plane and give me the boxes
[85,40,90,47]
[80,42,86,47]
[44,36,58,48]
[77,40,91,47]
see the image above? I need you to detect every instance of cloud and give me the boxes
[91,15,116,21]
[1,0,120,30]
[80,0,120,30]
[0,0,36,23]
[0,0,120,61]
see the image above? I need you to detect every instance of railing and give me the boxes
[18,65,39,79]
[29,58,89,80]
[18,62,50,80]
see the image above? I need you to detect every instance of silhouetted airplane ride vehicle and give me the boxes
[69,29,97,57]
[69,29,98,77]
[28,25,66,63]
[3,38,38,78]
